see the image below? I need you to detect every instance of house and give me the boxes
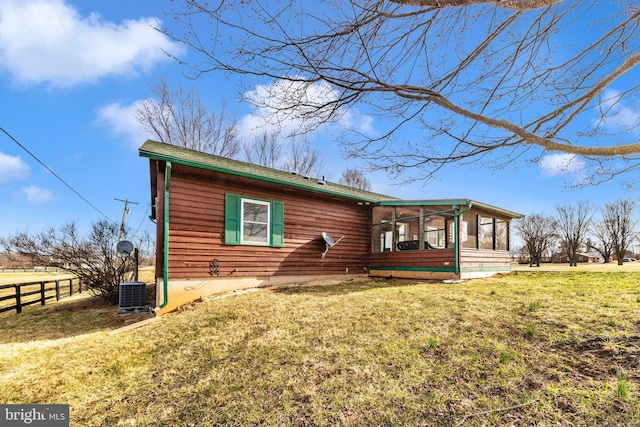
[140,140,524,314]
[557,253,600,263]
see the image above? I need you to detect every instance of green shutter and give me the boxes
[224,194,241,245]
[271,201,284,247]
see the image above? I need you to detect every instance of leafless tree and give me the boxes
[589,225,615,263]
[555,201,594,266]
[136,78,241,157]
[0,220,149,304]
[339,167,373,191]
[162,1,640,186]
[514,213,557,267]
[243,131,325,177]
[601,198,639,265]
[281,137,325,177]
[243,132,282,169]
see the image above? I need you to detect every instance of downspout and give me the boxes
[453,201,473,277]
[158,161,172,310]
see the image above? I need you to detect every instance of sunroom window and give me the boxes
[395,206,420,251]
[496,219,509,250]
[423,215,447,249]
[478,215,494,250]
[461,212,478,249]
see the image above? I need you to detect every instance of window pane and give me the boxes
[243,202,268,223]
[424,206,450,214]
[396,206,420,220]
[242,200,269,244]
[479,215,494,250]
[372,206,394,224]
[424,215,446,249]
[496,219,509,251]
[243,223,268,242]
[396,217,420,251]
[372,223,393,252]
[461,212,478,249]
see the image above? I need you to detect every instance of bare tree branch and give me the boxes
[390,0,561,11]
[163,0,640,186]
[135,78,241,158]
[339,167,373,190]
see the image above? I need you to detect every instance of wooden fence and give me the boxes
[0,267,66,273]
[0,278,83,314]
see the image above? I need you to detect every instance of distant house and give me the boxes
[140,141,524,314]
[557,253,599,263]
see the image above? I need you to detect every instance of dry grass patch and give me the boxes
[1,272,640,426]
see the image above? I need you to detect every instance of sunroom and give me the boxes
[368,200,523,280]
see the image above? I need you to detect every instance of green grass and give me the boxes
[1,271,640,426]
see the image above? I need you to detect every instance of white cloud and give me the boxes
[0,152,30,182]
[539,153,586,177]
[0,0,183,87]
[96,100,151,148]
[598,89,640,132]
[240,78,375,138]
[21,185,54,204]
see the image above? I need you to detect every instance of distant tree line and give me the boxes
[514,199,639,267]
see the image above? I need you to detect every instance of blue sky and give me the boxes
[0,0,636,240]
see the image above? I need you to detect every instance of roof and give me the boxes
[139,140,524,219]
[139,140,399,203]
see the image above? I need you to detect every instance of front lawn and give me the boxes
[1,271,639,426]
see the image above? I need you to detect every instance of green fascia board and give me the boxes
[379,199,524,219]
[140,140,398,203]
[368,266,457,273]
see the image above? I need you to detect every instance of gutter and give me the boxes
[156,161,171,311]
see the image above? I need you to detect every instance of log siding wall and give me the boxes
[369,249,456,270]
[163,164,372,280]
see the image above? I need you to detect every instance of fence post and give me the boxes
[56,280,60,301]
[40,281,46,306]
[69,278,73,297]
[15,285,22,314]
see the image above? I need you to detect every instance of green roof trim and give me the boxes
[139,140,398,203]
[378,199,524,219]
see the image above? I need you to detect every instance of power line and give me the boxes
[0,126,115,223]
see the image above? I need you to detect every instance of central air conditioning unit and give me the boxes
[118,281,148,314]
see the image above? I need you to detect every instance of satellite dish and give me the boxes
[116,240,134,256]
[322,232,336,247]
[321,232,343,258]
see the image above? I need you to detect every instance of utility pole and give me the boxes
[115,198,139,241]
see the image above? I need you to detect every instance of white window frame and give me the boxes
[241,198,271,245]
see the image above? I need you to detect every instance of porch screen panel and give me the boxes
[496,219,509,251]
[423,215,447,249]
[461,212,478,249]
[479,215,494,250]
[372,206,394,253]
[395,206,420,251]
[372,223,393,252]
[395,216,420,251]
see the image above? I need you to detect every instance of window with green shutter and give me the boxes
[225,193,284,247]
